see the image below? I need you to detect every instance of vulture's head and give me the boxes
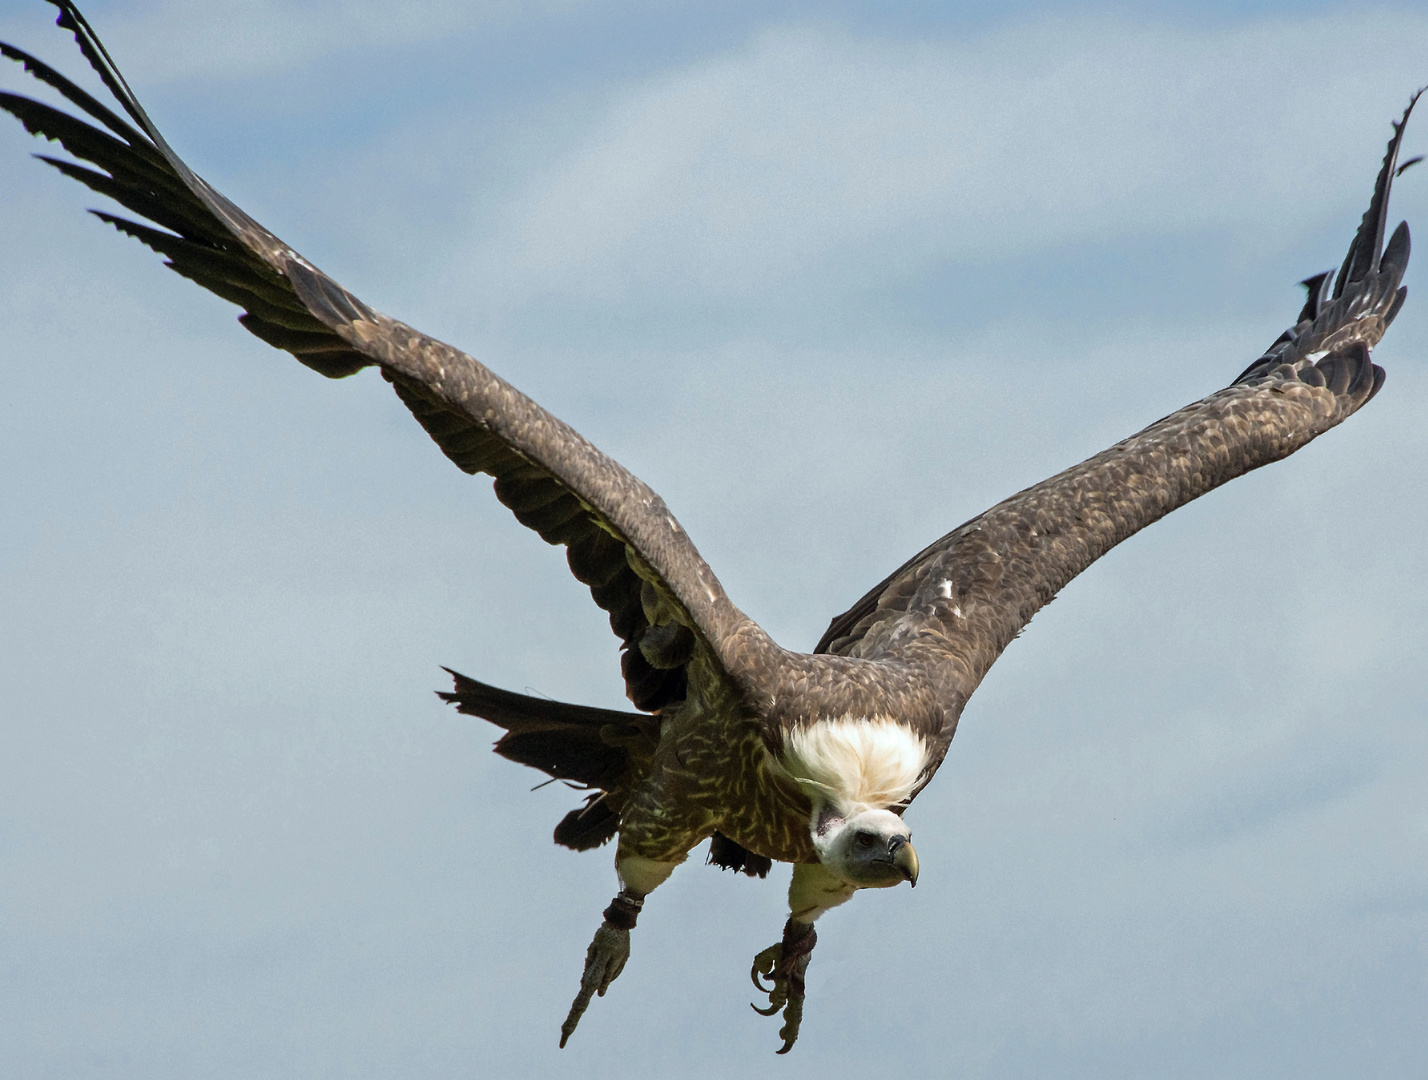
[813,807,919,889]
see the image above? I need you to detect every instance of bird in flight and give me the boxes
[1,0,1420,1054]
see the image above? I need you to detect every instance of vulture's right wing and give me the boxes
[0,2,787,715]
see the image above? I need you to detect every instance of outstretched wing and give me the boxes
[818,93,1419,732]
[0,1,785,713]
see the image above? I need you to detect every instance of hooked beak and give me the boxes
[889,836,919,887]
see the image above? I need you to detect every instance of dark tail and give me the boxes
[439,669,658,851]
[441,669,770,874]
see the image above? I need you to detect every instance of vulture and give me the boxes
[2,0,1420,1054]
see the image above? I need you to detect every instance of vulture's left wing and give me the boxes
[818,94,1420,748]
[1,1,787,716]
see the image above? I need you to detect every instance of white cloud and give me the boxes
[459,12,1428,316]
[41,0,597,83]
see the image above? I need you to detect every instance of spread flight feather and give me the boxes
[2,0,1419,1052]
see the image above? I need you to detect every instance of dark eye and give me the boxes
[855,831,876,848]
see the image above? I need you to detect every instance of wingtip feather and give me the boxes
[1335,88,1422,297]
[1381,219,1411,276]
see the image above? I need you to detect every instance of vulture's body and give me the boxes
[2,0,1420,1054]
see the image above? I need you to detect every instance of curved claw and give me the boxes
[749,961,804,1052]
[774,994,805,1055]
[750,942,782,994]
[559,922,630,1049]
[748,923,815,1053]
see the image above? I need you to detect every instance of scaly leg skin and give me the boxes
[750,917,817,1054]
[559,891,642,1048]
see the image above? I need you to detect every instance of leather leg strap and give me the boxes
[602,890,644,931]
[782,917,817,963]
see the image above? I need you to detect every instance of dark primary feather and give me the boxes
[0,0,787,718]
[813,92,1418,785]
[1333,91,1421,301]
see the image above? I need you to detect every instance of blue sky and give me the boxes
[2,1,1427,1076]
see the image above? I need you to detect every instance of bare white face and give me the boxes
[813,808,920,889]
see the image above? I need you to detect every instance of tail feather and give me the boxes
[438,669,659,850]
[439,667,657,789]
[442,670,770,868]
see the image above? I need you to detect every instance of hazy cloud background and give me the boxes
[2,0,1426,1076]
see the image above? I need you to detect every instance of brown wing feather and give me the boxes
[0,2,785,714]
[818,95,1418,752]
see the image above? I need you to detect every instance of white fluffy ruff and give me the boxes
[780,716,930,816]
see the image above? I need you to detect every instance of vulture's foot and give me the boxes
[750,917,817,1054]
[559,892,641,1048]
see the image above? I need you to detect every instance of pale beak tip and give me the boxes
[893,840,919,888]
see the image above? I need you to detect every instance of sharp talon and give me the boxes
[775,988,805,1053]
[750,943,782,991]
[749,924,812,1053]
